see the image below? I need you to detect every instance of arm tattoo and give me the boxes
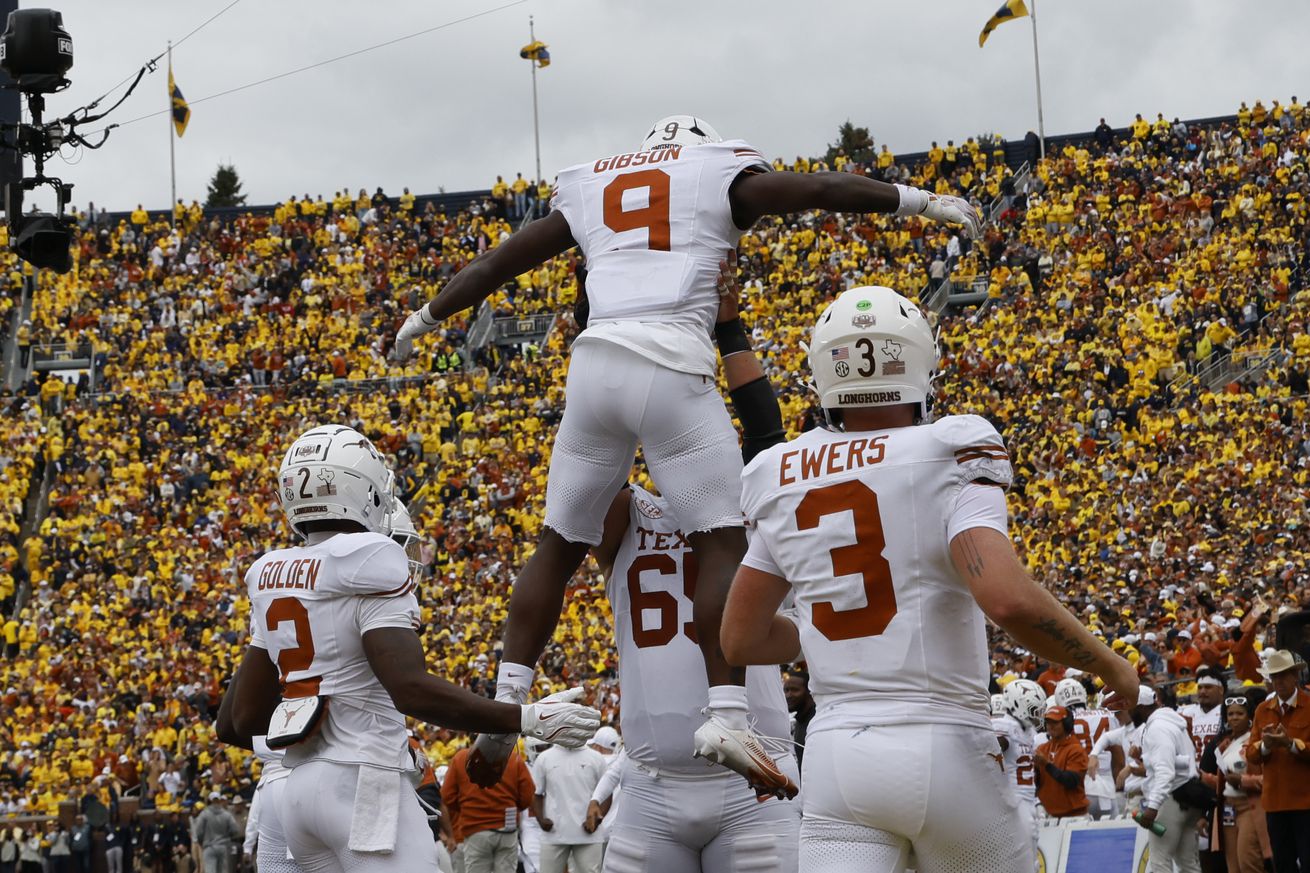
[959,530,986,578]
[1033,617,1097,668]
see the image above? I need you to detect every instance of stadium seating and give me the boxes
[0,99,1306,822]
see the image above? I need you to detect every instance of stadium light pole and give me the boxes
[528,16,542,189]
[1029,0,1046,159]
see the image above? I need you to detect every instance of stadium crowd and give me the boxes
[0,96,1307,869]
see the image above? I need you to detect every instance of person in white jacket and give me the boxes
[1129,686,1202,873]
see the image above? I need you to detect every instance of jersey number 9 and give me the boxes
[603,170,671,251]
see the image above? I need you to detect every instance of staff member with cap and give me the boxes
[1130,684,1203,873]
[1247,650,1310,873]
[1035,705,1089,818]
[193,792,241,873]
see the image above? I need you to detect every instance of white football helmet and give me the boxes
[1003,679,1048,729]
[277,425,393,538]
[389,498,424,579]
[641,115,722,151]
[990,693,1007,718]
[1053,677,1088,710]
[807,286,938,423]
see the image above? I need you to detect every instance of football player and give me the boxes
[994,679,1046,869]
[718,286,1140,872]
[1053,676,1119,817]
[390,117,982,788]
[217,426,600,872]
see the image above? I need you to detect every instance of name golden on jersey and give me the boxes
[256,558,323,592]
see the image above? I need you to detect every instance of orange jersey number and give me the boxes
[603,169,672,251]
[265,597,320,696]
[1015,754,1035,786]
[1073,717,1108,755]
[626,552,699,648]
[795,480,898,641]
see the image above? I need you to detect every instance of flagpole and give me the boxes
[168,41,177,226]
[529,15,542,187]
[1028,0,1046,160]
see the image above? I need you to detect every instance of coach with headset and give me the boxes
[1034,705,1089,818]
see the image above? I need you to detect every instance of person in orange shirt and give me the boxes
[1246,651,1310,873]
[1035,706,1089,818]
[1169,630,1204,678]
[1036,662,1066,696]
[442,746,536,873]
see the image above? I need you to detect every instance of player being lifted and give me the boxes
[718,286,1139,872]
[391,116,981,787]
[217,426,600,872]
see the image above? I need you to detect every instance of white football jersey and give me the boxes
[246,531,420,771]
[740,415,1013,735]
[609,485,792,776]
[1178,702,1223,760]
[1071,707,1116,798]
[252,736,290,785]
[551,140,769,377]
[992,714,1037,802]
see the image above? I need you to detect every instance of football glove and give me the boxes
[390,307,439,362]
[920,193,983,240]
[521,688,602,748]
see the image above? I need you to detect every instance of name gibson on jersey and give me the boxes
[593,146,683,174]
[256,558,322,592]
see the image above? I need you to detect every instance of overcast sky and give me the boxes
[23,0,1310,212]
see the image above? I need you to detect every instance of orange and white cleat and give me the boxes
[692,716,799,801]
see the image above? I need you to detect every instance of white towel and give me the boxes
[348,765,401,853]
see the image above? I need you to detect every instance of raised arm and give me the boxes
[729,171,980,237]
[392,211,578,358]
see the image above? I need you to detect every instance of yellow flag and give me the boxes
[979,0,1029,47]
[519,40,550,68]
[169,65,190,137]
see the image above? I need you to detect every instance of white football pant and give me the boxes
[256,777,305,873]
[800,724,1031,873]
[545,341,744,545]
[283,760,438,872]
[601,757,800,873]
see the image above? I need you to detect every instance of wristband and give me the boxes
[894,184,929,217]
[495,661,535,704]
[714,317,751,357]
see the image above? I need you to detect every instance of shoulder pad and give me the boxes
[328,532,411,595]
[933,414,1013,489]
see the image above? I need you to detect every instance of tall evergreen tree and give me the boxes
[205,164,247,208]
[825,121,875,165]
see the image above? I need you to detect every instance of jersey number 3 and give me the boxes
[603,170,671,251]
[796,481,898,641]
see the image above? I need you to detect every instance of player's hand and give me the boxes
[1034,750,1050,767]
[440,833,457,853]
[584,800,603,833]
[466,732,517,788]
[716,250,741,323]
[1099,659,1140,708]
[539,816,554,832]
[521,687,602,748]
[389,307,438,363]
[920,193,982,239]
[1135,807,1158,829]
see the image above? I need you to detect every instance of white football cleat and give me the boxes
[692,716,799,800]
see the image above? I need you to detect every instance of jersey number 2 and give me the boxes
[266,597,320,696]
[796,480,898,641]
[603,170,671,251]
